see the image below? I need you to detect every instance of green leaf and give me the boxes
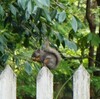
[56,33,64,42]
[25,11,30,20]
[42,9,51,22]
[34,63,41,71]
[0,5,4,17]
[2,54,9,63]
[34,7,42,22]
[87,33,100,46]
[69,41,77,51]
[87,33,93,41]
[58,11,66,23]
[50,10,57,20]
[27,0,32,14]
[0,44,4,53]
[91,35,100,46]
[17,0,28,10]
[41,23,47,33]
[9,4,17,16]
[14,56,19,66]
[64,39,77,51]
[24,61,32,75]
[75,17,83,29]
[37,0,50,7]
[71,16,78,32]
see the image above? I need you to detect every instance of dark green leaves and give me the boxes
[55,33,77,51]
[17,0,28,10]
[0,5,4,17]
[9,4,18,16]
[42,9,51,22]
[34,7,42,22]
[0,35,7,53]
[50,10,57,20]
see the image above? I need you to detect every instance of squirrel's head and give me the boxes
[31,49,44,62]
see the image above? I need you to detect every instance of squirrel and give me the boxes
[31,41,61,69]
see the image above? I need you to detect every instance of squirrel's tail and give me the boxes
[46,46,61,66]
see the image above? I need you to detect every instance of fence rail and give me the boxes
[0,65,90,99]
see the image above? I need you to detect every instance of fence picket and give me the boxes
[36,66,53,99]
[0,64,91,99]
[73,65,90,99]
[0,65,16,99]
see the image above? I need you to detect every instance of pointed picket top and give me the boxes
[74,64,90,76]
[73,64,90,99]
[37,66,53,99]
[37,66,53,79]
[0,65,16,77]
[0,65,16,99]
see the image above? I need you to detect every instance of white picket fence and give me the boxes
[0,65,90,99]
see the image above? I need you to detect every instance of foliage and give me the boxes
[0,0,100,98]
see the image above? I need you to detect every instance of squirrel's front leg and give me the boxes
[43,58,50,67]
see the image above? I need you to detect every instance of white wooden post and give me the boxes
[73,64,90,99]
[0,65,16,99]
[37,66,53,99]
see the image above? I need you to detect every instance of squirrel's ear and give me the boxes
[42,41,50,49]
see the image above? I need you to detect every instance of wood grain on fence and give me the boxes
[36,66,53,99]
[73,65,90,99]
[0,65,16,99]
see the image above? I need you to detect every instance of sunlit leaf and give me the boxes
[58,11,66,23]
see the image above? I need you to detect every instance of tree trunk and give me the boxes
[95,0,100,75]
[86,0,97,67]
[96,0,100,6]
[95,26,100,68]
